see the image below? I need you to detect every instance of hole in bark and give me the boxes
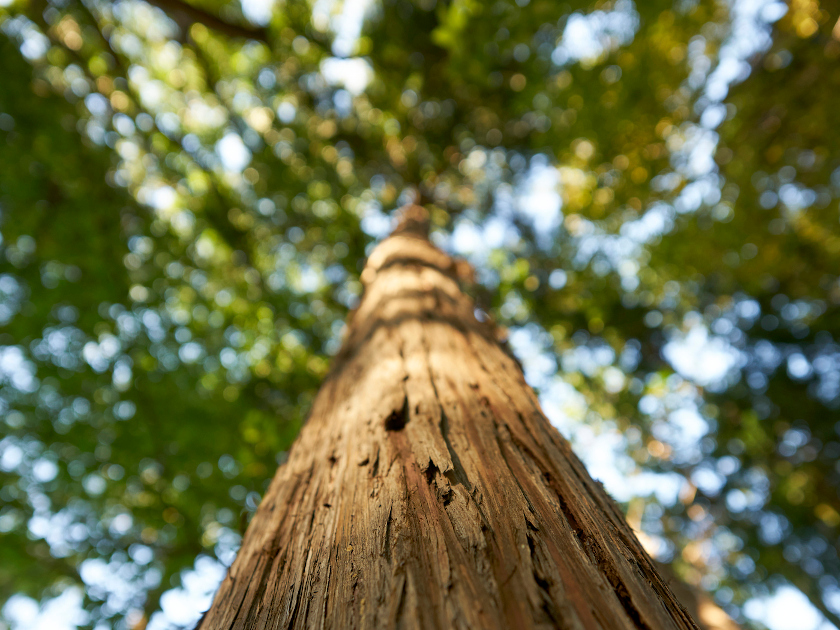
[424,462,456,505]
[385,397,408,431]
[425,462,439,484]
[385,409,406,431]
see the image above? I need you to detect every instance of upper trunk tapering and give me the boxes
[198,215,699,630]
[392,203,431,238]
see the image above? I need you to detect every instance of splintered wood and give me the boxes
[199,212,699,630]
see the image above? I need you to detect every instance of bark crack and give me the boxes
[418,319,471,487]
[383,506,393,564]
[518,434,657,630]
[199,226,700,630]
[438,406,471,490]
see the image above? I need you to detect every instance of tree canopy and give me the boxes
[0,0,838,628]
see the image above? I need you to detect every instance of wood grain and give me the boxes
[198,208,699,629]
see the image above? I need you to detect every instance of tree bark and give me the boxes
[198,206,699,629]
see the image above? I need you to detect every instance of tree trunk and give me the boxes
[198,207,699,629]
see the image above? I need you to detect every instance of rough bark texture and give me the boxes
[199,207,700,629]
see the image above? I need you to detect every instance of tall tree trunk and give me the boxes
[199,207,699,629]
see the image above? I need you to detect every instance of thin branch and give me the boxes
[144,0,268,41]
[34,0,266,278]
[801,580,840,630]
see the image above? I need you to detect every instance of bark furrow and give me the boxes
[199,208,699,630]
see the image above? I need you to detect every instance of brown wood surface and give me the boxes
[198,207,699,629]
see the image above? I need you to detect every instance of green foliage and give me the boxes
[0,0,839,628]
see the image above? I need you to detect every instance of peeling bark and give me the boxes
[199,207,700,629]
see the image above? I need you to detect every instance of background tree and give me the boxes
[0,0,838,628]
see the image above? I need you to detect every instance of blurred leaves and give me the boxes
[1,0,839,628]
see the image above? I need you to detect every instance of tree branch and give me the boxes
[802,580,840,630]
[144,0,268,41]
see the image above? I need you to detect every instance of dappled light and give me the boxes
[1,0,839,628]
